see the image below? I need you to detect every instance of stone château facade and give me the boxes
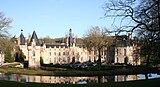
[18,29,95,68]
[17,29,140,68]
[106,35,141,65]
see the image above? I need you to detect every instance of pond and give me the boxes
[0,73,160,84]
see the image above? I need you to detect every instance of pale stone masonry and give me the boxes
[18,29,95,68]
[0,51,4,65]
[41,43,89,64]
[17,29,140,68]
[18,31,41,68]
[107,34,141,65]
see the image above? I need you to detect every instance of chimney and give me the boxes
[18,36,20,45]
[28,34,31,43]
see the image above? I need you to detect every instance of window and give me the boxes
[33,58,36,63]
[49,52,51,56]
[33,77,36,82]
[59,57,61,62]
[116,49,118,56]
[59,52,61,56]
[63,52,65,55]
[124,49,126,56]
[54,52,56,56]
[54,57,56,63]
[89,56,91,61]
[81,57,83,61]
[50,58,51,63]
[33,51,35,56]
[89,51,91,55]
[63,57,66,62]
[77,56,79,62]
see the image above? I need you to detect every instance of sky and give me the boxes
[0,0,113,38]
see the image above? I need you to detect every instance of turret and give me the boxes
[18,29,26,45]
[66,28,76,47]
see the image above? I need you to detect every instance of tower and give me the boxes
[18,29,25,45]
[68,28,73,47]
[28,31,41,68]
[67,28,76,47]
[18,29,28,60]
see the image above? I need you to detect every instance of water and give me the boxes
[140,73,160,79]
[0,73,160,84]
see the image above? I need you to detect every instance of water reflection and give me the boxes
[0,73,159,84]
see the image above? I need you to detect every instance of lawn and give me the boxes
[0,66,159,76]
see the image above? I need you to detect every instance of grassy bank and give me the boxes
[0,78,160,87]
[0,66,159,76]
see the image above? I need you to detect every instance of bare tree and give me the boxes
[0,12,14,62]
[83,26,115,66]
[0,12,12,37]
[0,12,12,50]
[104,0,160,66]
[104,0,159,34]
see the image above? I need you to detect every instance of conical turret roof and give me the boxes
[28,31,40,46]
[19,33,26,45]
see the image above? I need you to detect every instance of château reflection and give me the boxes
[0,73,143,84]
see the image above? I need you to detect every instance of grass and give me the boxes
[0,68,53,76]
[0,78,160,87]
[0,66,159,76]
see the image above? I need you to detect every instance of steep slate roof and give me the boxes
[45,43,85,48]
[76,44,86,48]
[20,33,26,45]
[115,35,133,47]
[45,43,67,48]
[28,31,40,46]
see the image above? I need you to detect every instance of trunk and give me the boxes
[146,40,152,67]
[145,45,151,79]
[98,48,101,66]
[146,54,150,67]
[145,74,148,79]
[98,76,103,83]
